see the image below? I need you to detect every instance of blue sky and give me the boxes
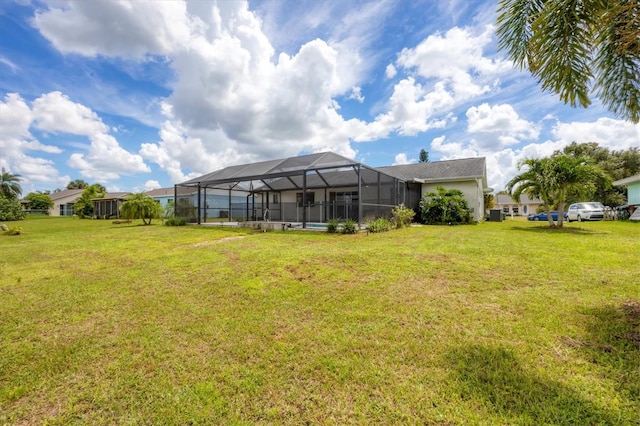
[1,0,638,194]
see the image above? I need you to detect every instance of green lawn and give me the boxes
[1,217,638,425]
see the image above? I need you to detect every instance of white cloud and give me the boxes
[392,153,412,165]
[551,118,640,150]
[385,64,397,79]
[466,103,539,149]
[0,91,149,186]
[33,1,194,58]
[144,180,162,191]
[396,25,510,101]
[32,91,109,135]
[348,86,364,103]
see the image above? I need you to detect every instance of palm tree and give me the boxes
[545,154,608,227]
[507,155,606,228]
[507,158,556,227]
[496,0,639,123]
[0,168,23,200]
[120,193,163,225]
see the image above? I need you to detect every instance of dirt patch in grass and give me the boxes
[191,236,247,247]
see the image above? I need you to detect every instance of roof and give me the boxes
[49,189,83,201]
[613,174,640,186]
[145,187,195,197]
[92,192,131,201]
[178,152,402,190]
[378,157,487,184]
[495,194,542,205]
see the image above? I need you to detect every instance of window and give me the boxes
[296,192,315,207]
[503,206,510,213]
[512,206,519,214]
[273,193,279,204]
[523,205,528,214]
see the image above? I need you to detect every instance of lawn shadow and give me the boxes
[568,300,640,402]
[508,225,607,235]
[446,344,617,424]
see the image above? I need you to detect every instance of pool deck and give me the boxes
[198,221,327,231]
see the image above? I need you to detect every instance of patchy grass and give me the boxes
[1,217,638,424]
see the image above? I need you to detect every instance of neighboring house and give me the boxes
[145,187,250,220]
[92,192,131,219]
[49,189,83,216]
[175,152,490,224]
[613,174,640,220]
[379,157,490,222]
[494,194,543,217]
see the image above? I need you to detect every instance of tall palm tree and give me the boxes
[0,168,23,200]
[496,0,639,123]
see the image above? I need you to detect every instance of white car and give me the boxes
[566,202,605,222]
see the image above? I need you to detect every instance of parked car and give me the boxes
[566,202,605,222]
[527,211,567,221]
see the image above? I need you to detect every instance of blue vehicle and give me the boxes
[527,211,568,221]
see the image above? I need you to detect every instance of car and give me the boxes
[566,202,605,222]
[527,211,567,221]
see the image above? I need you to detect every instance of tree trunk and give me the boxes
[545,205,555,227]
[556,201,565,228]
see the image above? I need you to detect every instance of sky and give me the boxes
[1,0,638,195]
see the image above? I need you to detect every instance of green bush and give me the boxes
[0,197,25,221]
[419,186,473,225]
[164,217,187,226]
[367,217,391,233]
[326,218,340,233]
[341,219,358,234]
[392,204,415,228]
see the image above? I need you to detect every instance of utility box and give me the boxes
[489,209,503,222]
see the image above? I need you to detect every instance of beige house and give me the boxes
[49,189,83,216]
[380,157,490,222]
[494,194,543,217]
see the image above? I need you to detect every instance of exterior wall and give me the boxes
[628,182,640,205]
[421,180,484,222]
[50,193,81,216]
[494,195,543,217]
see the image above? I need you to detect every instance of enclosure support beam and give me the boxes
[302,172,307,229]
[357,164,362,227]
[197,184,201,225]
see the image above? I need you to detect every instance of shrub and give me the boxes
[4,225,22,235]
[392,204,415,228]
[341,219,358,234]
[367,217,391,233]
[0,197,25,221]
[326,218,340,233]
[419,186,473,225]
[165,217,187,226]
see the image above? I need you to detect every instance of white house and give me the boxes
[494,194,543,217]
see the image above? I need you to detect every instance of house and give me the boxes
[175,152,489,225]
[379,157,490,222]
[49,189,83,216]
[613,174,640,220]
[494,194,543,217]
[92,192,130,219]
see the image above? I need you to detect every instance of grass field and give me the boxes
[1,217,638,425]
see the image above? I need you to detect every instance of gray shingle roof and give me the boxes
[49,189,83,201]
[378,157,486,182]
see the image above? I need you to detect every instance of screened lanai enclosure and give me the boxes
[174,152,408,228]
